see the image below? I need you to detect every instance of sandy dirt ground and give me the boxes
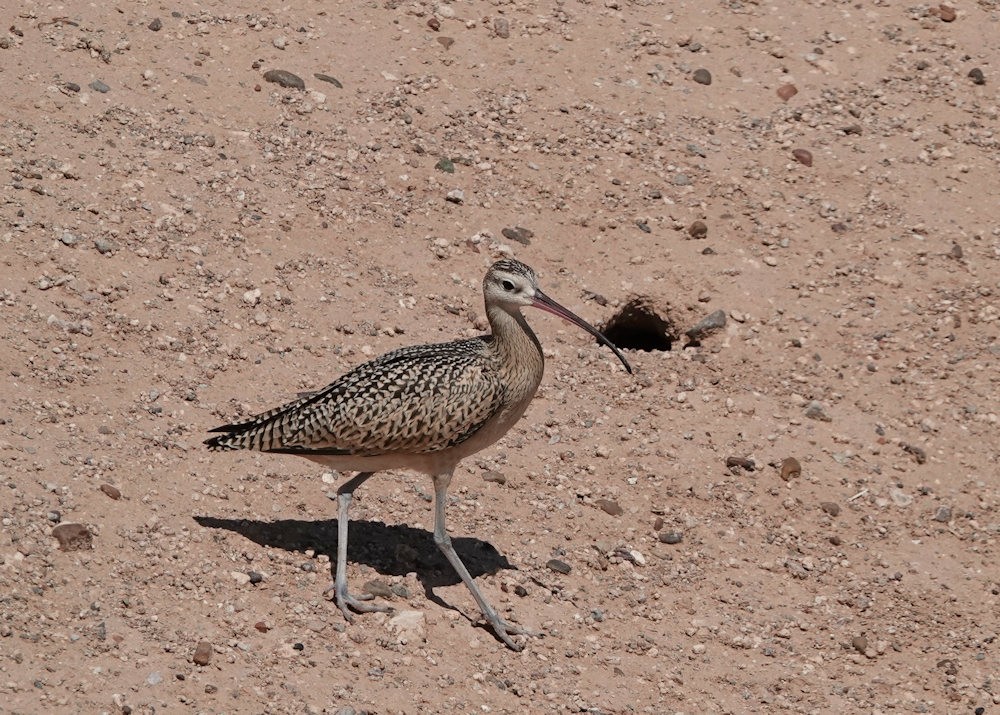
[2,0,998,713]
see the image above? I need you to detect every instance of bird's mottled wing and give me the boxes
[205,339,507,456]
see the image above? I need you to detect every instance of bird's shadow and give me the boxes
[193,514,516,615]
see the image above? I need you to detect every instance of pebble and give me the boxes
[687,220,708,239]
[595,498,623,516]
[804,401,831,422]
[779,457,802,481]
[314,73,343,88]
[248,571,264,584]
[889,488,913,507]
[147,671,163,686]
[99,483,121,500]
[52,523,93,551]
[658,531,683,544]
[792,149,813,167]
[692,68,712,85]
[482,469,506,484]
[851,635,868,654]
[427,17,440,31]
[89,80,110,93]
[902,443,927,464]
[273,36,287,50]
[192,641,213,666]
[494,17,510,38]
[546,558,572,574]
[437,37,455,50]
[968,68,985,85]
[820,501,840,517]
[445,188,464,204]
[725,456,755,472]
[685,309,726,340]
[94,238,115,255]
[60,231,78,246]
[776,83,797,101]
[362,580,393,598]
[937,4,957,22]
[932,505,952,523]
[672,173,692,186]
[501,226,533,245]
[148,17,162,31]
[435,158,455,173]
[263,69,305,90]
[387,610,426,644]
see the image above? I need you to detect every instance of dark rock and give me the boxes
[362,580,393,598]
[968,68,985,85]
[52,523,93,551]
[726,456,755,472]
[820,501,840,516]
[89,80,110,93]
[494,17,510,38]
[546,558,571,574]
[658,531,683,544]
[692,68,712,85]
[780,457,802,480]
[482,469,506,484]
[314,73,343,88]
[434,158,455,173]
[99,483,121,500]
[685,309,726,340]
[595,498,623,517]
[501,226,533,245]
[932,505,952,523]
[777,83,797,101]
[249,571,264,584]
[263,69,305,90]
[687,220,708,239]
[193,641,212,666]
[792,148,813,166]
[148,18,162,31]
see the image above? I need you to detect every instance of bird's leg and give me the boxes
[432,474,538,651]
[323,471,389,620]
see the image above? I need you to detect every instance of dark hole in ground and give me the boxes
[600,297,677,352]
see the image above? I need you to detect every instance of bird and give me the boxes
[204,258,632,650]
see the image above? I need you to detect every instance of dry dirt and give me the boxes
[2,1,999,713]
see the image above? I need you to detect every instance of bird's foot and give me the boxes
[483,614,541,652]
[323,582,391,622]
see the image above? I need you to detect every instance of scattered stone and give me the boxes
[692,68,712,85]
[672,173,692,186]
[249,571,264,584]
[427,17,440,31]
[785,559,809,579]
[47,511,61,523]
[937,4,956,22]
[63,82,80,93]
[792,149,813,167]
[89,80,110,93]
[841,124,863,136]
[595,498,623,516]
[387,610,426,644]
[804,401,831,422]
[445,188,464,204]
[968,68,985,85]
[273,36,287,50]
[60,231,78,246]
[820,501,840,517]
[514,584,528,597]
[777,83,797,101]
[501,226,533,245]
[779,457,802,481]
[437,37,454,50]
[494,17,510,38]
[949,243,963,259]
[362,580,393,599]
[659,531,683,544]
[254,621,270,632]
[726,456,755,472]
[652,516,664,531]
[889,488,913,507]
[687,220,708,239]
[94,238,115,255]
[902,443,927,464]
[192,641,213,666]
[482,469,506,484]
[263,69,305,90]
[148,18,162,31]
[546,558,572,574]
[434,158,455,173]
[147,671,163,686]
[99,483,121,500]
[851,635,868,654]
[932,505,952,523]
[635,220,651,233]
[52,523,93,551]
[685,309,726,341]
[314,73,343,88]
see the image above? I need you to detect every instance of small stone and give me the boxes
[427,17,440,31]
[60,232,78,246]
[314,73,343,88]
[804,401,831,422]
[685,309,726,341]
[254,621,270,632]
[494,17,510,38]
[362,580,393,598]
[820,501,840,517]
[652,516,664,531]
[841,124,863,136]
[89,79,110,93]
[889,488,913,507]
[99,483,121,500]
[434,158,455,173]
[501,226,533,245]
[851,635,868,654]
[968,68,985,85]
[692,68,712,85]
[672,173,692,186]
[52,523,93,551]
[148,17,162,31]
[273,36,287,50]
[387,610,426,644]
[445,188,464,204]
[725,456,755,472]
[777,83,798,101]
[482,469,506,485]
[192,641,213,666]
[94,238,115,255]
[949,243,963,259]
[147,671,163,686]
[63,82,80,93]
[902,443,927,464]
[779,457,802,481]
[546,558,572,574]
[938,4,957,22]
[263,69,305,90]
[792,149,813,167]
[248,571,264,584]
[437,37,454,50]
[932,505,952,523]
[595,498,623,517]
[687,220,708,239]
[658,531,683,545]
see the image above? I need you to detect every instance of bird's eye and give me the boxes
[501,279,515,291]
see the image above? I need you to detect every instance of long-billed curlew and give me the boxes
[205,259,632,650]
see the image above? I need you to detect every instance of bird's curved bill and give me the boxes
[531,290,633,374]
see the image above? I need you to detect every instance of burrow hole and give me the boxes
[600,297,678,352]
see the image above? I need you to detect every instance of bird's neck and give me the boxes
[487,304,545,380]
